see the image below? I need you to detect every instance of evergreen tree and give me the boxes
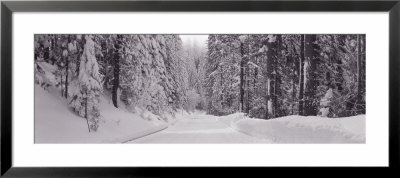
[69,35,103,132]
[34,33,367,132]
[205,35,241,115]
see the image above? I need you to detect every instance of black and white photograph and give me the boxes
[34,34,366,144]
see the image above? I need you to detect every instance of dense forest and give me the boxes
[34,34,365,132]
[205,34,366,119]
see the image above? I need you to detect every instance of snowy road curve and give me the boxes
[128,117,270,143]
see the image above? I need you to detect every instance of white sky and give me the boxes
[180,35,208,48]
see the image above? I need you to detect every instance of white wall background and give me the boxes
[12,12,388,167]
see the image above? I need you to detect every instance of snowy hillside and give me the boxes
[219,113,365,143]
[34,84,184,143]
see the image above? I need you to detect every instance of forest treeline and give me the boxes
[34,34,365,131]
[205,34,366,119]
[34,34,205,131]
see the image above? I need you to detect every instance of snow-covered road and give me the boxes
[128,117,270,143]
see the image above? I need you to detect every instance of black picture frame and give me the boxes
[1,0,399,177]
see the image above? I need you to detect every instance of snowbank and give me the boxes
[219,113,365,143]
[35,85,176,143]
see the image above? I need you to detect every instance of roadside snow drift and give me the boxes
[34,85,179,143]
[219,113,365,143]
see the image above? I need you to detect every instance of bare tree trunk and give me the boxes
[265,35,276,119]
[361,35,366,114]
[254,67,258,92]
[265,79,269,119]
[264,65,269,119]
[304,34,318,116]
[254,66,258,112]
[288,39,299,115]
[299,35,305,116]
[240,41,245,112]
[356,35,362,114]
[112,35,122,108]
[85,91,90,132]
[51,35,56,65]
[273,67,277,118]
[291,78,296,115]
[246,66,250,114]
[220,67,223,109]
[60,70,63,97]
[273,35,282,118]
[64,56,69,98]
[333,35,344,92]
[76,35,85,76]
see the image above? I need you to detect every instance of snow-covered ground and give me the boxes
[34,84,184,143]
[129,112,270,143]
[35,82,365,144]
[219,113,365,143]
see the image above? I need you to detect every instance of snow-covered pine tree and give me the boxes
[316,34,344,117]
[246,34,269,119]
[316,34,366,117]
[96,35,114,91]
[205,34,241,116]
[64,35,81,99]
[204,35,218,114]
[69,35,103,132]
[165,35,190,110]
[119,35,153,111]
[117,35,186,116]
[181,37,207,111]
[281,34,301,116]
